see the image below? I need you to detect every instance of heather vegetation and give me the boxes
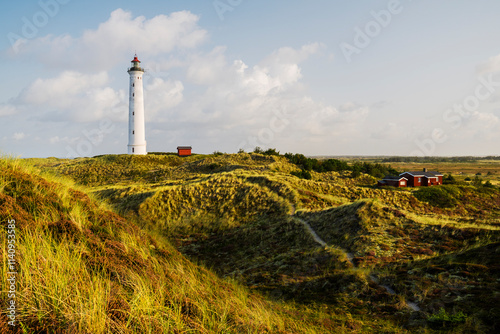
[2,152,500,333]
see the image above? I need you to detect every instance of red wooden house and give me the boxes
[378,168,443,187]
[399,168,443,187]
[177,146,192,157]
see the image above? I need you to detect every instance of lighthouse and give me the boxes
[127,54,147,155]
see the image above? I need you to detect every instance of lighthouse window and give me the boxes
[132,148,134,153]
[133,93,134,97]
[133,112,134,115]
[133,83,134,87]
[133,131,135,134]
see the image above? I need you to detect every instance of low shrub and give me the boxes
[413,185,462,208]
[291,170,312,180]
[428,308,467,328]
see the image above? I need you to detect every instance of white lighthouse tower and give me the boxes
[127,54,147,155]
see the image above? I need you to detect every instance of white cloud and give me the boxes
[13,132,25,140]
[186,46,230,85]
[248,43,325,94]
[11,9,208,71]
[185,43,324,98]
[14,71,127,123]
[371,122,401,140]
[462,111,500,134]
[262,43,324,66]
[145,78,184,119]
[339,102,362,112]
[0,104,18,116]
[19,71,108,106]
[477,54,500,74]
[49,136,60,144]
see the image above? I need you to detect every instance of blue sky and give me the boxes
[2,0,500,157]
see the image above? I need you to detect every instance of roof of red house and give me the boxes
[177,146,192,150]
[400,171,443,177]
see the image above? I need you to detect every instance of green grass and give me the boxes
[138,172,301,235]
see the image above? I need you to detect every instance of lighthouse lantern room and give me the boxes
[127,54,147,155]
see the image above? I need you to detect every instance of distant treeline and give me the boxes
[380,156,500,163]
[285,153,398,178]
[252,147,398,179]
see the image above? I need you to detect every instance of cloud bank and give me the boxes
[3,8,498,157]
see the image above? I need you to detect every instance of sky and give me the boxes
[1,0,500,158]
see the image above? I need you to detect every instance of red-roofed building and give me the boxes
[400,168,443,187]
[177,146,192,157]
[378,168,443,187]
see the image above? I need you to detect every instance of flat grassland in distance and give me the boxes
[316,156,500,186]
[2,152,499,333]
[382,162,500,185]
[378,160,500,174]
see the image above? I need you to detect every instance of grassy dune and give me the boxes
[299,200,500,262]
[8,153,500,333]
[138,173,294,235]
